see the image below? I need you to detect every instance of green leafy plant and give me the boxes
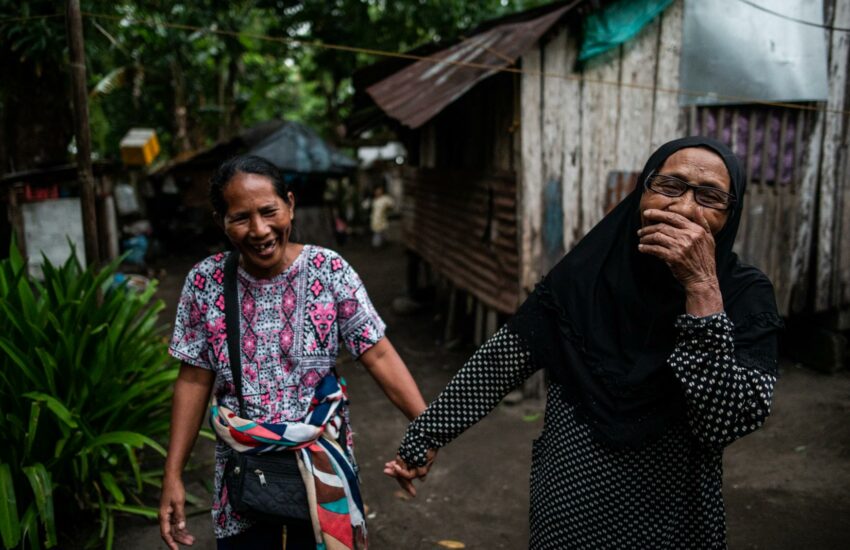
[0,243,179,549]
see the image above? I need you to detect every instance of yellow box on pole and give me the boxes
[119,128,160,166]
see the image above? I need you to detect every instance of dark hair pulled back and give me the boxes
[209,155,292,217]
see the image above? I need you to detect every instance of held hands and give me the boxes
[382,449,438,497]
[159,475,195,549]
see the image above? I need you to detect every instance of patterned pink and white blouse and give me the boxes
[169,245,385,538]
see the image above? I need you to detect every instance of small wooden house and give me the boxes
[354,0,850,343]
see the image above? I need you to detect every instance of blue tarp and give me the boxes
[579,0,673,62]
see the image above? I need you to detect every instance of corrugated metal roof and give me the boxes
[366,2,578,129]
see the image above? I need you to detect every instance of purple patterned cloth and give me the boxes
[169,245,385,538]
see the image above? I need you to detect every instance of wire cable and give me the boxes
[1,10,848,117]
[736,0,850,32]
[81,11,849,117]
[0,13,64,24]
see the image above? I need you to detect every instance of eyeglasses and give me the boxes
[644,173,736,211]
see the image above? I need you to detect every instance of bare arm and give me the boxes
[159,363,215,550]
[358,336,426,421]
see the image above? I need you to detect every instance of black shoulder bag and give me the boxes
[221,251,310,522]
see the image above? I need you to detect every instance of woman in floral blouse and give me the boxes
[159,155,426,549]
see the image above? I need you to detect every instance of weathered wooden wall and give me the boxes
[520,2,686,291]
[520,0,850,316]
[814,0,850,313]
[418,74,516,172]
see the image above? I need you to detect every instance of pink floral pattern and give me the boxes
[193,273,206,290]
[169,245,385,539]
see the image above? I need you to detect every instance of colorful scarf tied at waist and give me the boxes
[211,374,366,550]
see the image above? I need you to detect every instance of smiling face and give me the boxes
[639,147,732,235]
[220,172,295,279]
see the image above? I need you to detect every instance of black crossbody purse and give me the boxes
[221,251,310,522]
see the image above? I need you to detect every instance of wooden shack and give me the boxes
[357,0,850,340]
[0,162,122,271]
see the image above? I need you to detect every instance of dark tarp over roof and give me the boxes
[154,120,356,177]
[249,121,357,175]
[366,1,581,130]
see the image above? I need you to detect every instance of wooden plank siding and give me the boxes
[520,47,544,290]
[518,0,850,315]
[519,14,682,288]
[818,0,850,311]
[401,0,848,317]
[650,0,686,151]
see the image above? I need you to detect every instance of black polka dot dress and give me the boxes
[399,313,777,549]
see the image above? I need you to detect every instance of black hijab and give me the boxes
[507,136,782,449]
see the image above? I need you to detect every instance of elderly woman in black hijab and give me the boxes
[384,137,782,549]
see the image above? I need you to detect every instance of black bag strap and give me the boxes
[223,251,246,417]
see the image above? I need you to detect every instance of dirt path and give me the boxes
[117,239,850,549]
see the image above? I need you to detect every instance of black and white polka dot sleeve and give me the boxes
[398,326,538,467]
[668,312,777,448]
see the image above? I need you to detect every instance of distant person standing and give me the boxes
[369,184,394,248]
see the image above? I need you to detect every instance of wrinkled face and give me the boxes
[221,173,294,279]
[639,147,732,235]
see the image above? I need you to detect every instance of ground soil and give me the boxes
[116,238,850,550]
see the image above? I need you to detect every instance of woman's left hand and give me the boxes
[637,207,719,291]
[382,450,437,497]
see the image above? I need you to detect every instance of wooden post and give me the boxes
[443,285,458,344]
[67,0,101,267]
[473,299,484,347]
[485,308,498,340]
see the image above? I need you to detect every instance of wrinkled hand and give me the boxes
[159,475,195,549]
[637,207,719,291]
[382,449,437,497]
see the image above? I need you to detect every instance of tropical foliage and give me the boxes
[0,244,179,549]
[0,0,549,171]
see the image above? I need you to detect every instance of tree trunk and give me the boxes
[67,0,101,267]
[325,75,342,144]
[170,59,192,154]
[227,55,242,136]
[218,54,241,141]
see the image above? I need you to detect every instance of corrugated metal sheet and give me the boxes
[402,167,520,313]
[367,2,577,130]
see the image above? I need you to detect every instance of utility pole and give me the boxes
[67,0,101,267]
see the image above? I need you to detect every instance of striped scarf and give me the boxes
[211,374,367,550]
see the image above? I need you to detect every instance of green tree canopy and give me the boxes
[1,0,549,171]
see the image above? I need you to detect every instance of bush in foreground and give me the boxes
[0,244,179,549]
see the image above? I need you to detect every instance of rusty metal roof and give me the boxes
[366,2,578,130]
